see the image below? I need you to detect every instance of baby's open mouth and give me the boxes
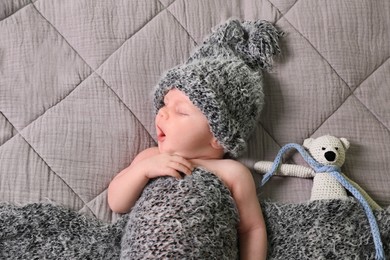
[157,126,166,142]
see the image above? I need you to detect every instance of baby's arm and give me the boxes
[254,161,315,178]
[211,161,267,260]
[107,147,193,213]
[233,163,267,260]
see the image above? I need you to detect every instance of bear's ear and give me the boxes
[340,137,350,150]
[303,138,314,149]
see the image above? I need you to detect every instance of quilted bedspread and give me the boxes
[1,0,389,224]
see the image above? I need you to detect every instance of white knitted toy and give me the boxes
[255,135,382,210]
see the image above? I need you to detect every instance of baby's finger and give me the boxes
[168,161,192,176]
[171,155,193,173]
[155,164,182,179]
[164,168,183,179]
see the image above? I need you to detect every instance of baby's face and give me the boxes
[155,88,218,159]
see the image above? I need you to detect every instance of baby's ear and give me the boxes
[211,137,223,150]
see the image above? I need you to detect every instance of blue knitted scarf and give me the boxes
[261,143,385,260]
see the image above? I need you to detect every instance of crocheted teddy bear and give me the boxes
[254,135,382,210]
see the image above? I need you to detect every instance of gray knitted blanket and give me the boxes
[262,199,390,259]
[1,188,389,259]
[120,168,239,259]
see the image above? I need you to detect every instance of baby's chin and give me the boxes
[157,146,194,159]
[157,145,181,156]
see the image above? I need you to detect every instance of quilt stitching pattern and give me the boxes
[0,73,92,212]
[0,111,16,145]
[2,1,388,143]
[1,1,175,214]
[0,2,159,141]
[18,132,87,207]
[1,1,167,139]
[164,7,198,45]
[0,0,307,149]
[28,1,168,141]
[1,0,389,222]
[0,1,30,21]
[1,3,160,134]
[268,0,389,135]
[0,121,87,213]
[0,2,162,215]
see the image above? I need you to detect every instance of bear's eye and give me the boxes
[322,147,326,150]
[335,147,339,150]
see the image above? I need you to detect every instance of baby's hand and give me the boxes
[141,153,193,180]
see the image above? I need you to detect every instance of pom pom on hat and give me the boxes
[154,19,283,158]
[188,19,283,70]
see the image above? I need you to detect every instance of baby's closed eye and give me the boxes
[176,107,190,115]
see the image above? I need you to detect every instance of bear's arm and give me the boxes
[254,161,315,178]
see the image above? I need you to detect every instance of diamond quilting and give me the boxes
[259,18,351,145]
[21,73,156,211]
[0,113,17,147]
[0,4,92,131]
[1,0,389,222]
[284,0,390,89]
[158,0,176,7]
[34,0,164,70]
[97,9,196,136]
[80,190,121,222]
[0,0,30,21]
[0,134,85,209]
[168,0,279,44]
[266,0,298,15]
[354,58,390,130]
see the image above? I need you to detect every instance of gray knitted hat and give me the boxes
[154,19,283,157]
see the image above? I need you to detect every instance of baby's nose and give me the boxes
[158,107,169,119]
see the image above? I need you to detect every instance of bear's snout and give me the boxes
[324,151,336,162]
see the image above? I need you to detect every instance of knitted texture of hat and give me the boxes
[120,168,239,259]
[154,19,283,157]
